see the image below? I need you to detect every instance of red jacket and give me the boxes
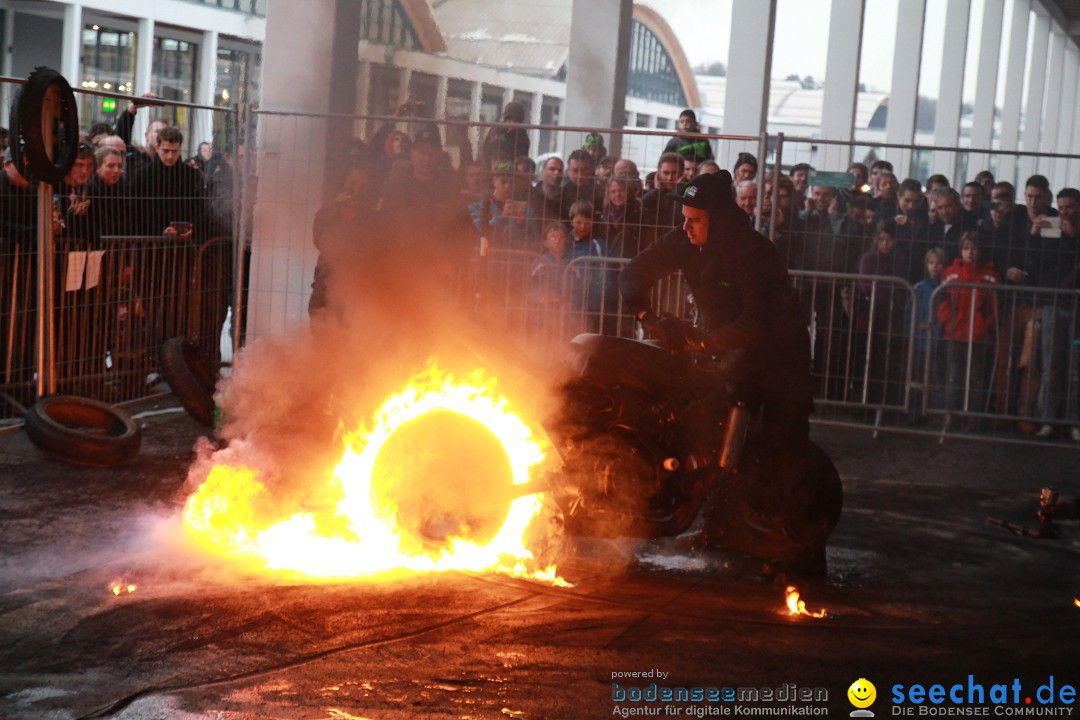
[938,259,1000,342]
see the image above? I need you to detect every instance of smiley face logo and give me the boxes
[848,678,877,709]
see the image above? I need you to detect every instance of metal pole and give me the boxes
[768,132,783,244]
[754,132,768,233]
[232,109,253,355]
[36,182,55,398]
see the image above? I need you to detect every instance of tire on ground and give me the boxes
[160,337,216,427]
[24,395,141,467]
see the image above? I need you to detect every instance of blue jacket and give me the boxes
[906,275,943,353]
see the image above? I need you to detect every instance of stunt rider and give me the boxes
[619,170,813,440]
[619,170,838,581]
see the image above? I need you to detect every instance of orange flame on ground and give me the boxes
[111,583,137,596]
[183,363,566,584]
[1073,598,1079,609]
[785,585,827,618]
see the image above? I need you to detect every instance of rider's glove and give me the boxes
[638,311,697,353]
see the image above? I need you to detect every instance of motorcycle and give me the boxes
[538,320,844,579]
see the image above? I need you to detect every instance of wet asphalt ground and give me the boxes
[1,397,1079,720]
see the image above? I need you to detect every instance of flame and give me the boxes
[111,582,137,596]
[785,585,827,618]
[1074,598,1079,609]
[184,363,566,584]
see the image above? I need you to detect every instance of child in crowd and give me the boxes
[938,232,999,418]
[530,222,573,309]
[568,201,617,333]
[906,247,946,418]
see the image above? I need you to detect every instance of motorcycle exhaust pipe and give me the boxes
[719,402,749,469]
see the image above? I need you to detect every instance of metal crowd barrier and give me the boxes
[0,236,233,422]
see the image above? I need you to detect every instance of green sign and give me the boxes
[808,170,855,189]
[101,97,116,113]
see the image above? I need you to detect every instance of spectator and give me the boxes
[85,146,131,240]
[595,155,615,185]
[982,182,1039,424]
[790,162,812,197]
[89,122,113,145]
[469,160,539,253]
[735,180,756,217]
[663,108,714,164]
[206,141,244,235]
[558,149,605,221]
[461,160,490,205]
[381,130,411,175]
[848,163,870,192]
[0,147,39,244]
[531,156,565,225]
[481,101,530,170]
[128,126,207,240]
[56,141,95,243]
[697,160,720,176]
[641,152,684,235]
[600,176,643,258]
[906,247,946,419]
[870,171,899,221]
[894,178,930,280]
[928,188,965,259]
[939,232,999,419]
[974,170,995,206]
[309,165,377,316]
[114,93,167,177]
[1033,187,1080,438]
[568,200,616,332]
[961,181,986,228]
[583,132,607,163]
[869,160,894,195]
[381,128,478,278]
[857,219,910,404]
[733,152,758,182]
[1024,174,1058,238]
[530,222,574,310]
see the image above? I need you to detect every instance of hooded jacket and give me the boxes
[938,258,999,342]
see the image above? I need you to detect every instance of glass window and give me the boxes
[626,19,686,107]
[78,25,136,132]
[152,36,198,139]
[359,0,421,49]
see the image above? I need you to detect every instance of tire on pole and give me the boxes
[14,66,80,186]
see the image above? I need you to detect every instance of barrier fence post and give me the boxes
[36,182,55,399]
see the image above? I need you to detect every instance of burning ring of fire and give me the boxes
[183,364,564,584]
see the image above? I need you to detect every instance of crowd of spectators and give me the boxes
[0,95,240,251]
[307,100,1080,438]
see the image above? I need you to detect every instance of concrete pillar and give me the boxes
[61,2,82,86]
[819,0,865,172]
[995,0,1031,186]
[248,0,358,338]
[565,0,632,157]
[932,0,970,182]
[1052,48,1078,186]
[722,0,776,169]
[133,17,155,149]
[971,0,1004,150]
[1037,31,1066,177]
[885,0,926,179]
[1017,12,1050,183]
[194,29,219,154]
